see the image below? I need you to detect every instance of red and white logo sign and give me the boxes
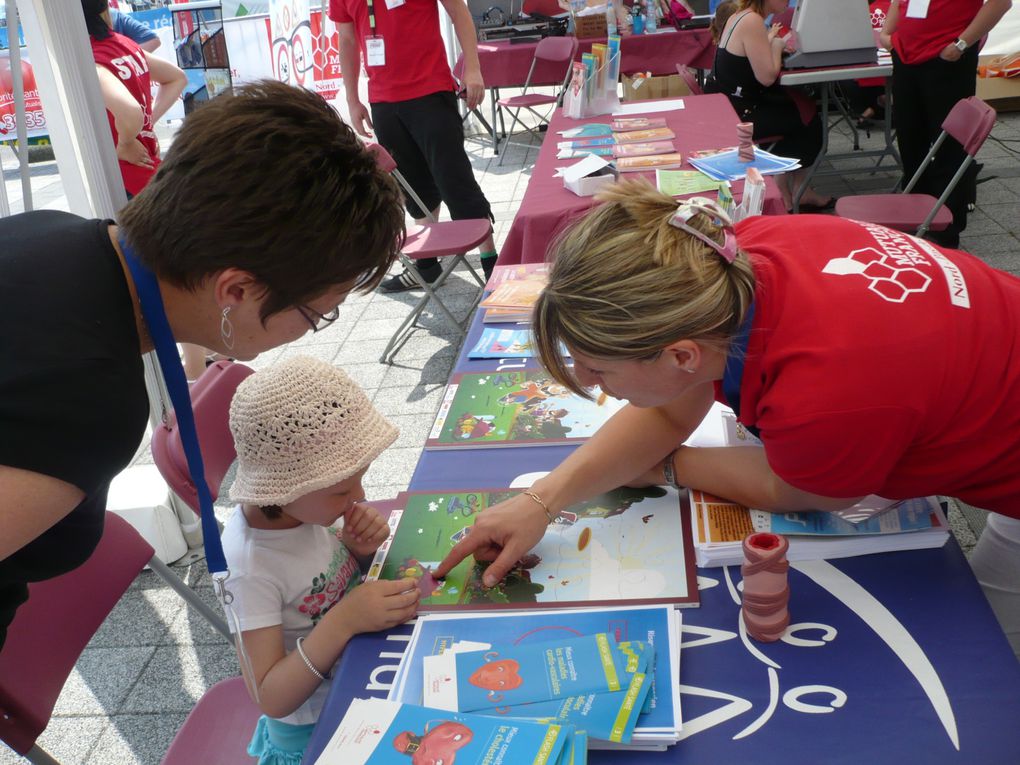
[822,247,932,303]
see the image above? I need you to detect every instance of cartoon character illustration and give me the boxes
[507,339,533,354]
[467,653,523,702]
[393,720,474,765]
[454,413,495,440]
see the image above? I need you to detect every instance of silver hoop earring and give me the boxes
[220,306,235,351]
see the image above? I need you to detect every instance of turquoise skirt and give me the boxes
[247,715,315,765]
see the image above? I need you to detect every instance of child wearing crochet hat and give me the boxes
[221,356,420,764]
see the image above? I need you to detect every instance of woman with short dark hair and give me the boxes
[0,79,406,649]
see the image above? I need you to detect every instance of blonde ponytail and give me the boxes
[533,178,755,397]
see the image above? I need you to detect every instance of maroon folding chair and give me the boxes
[497,35,579,166]
[366,143,492,363]
[159,677,261,765]
[0,513,155,764]
[835,96,996,238]
[676,63,703,95]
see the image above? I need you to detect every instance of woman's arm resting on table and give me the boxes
[0,465,85,562]
[434,383,715,585]
[673,445,863,511]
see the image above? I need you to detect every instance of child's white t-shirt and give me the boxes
[221,506,362,725]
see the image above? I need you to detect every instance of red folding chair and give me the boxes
[0,513,155,764]
[497,35,579,166]
[159,677,261,765]
[366,143,492,363]
[835,96,996,238]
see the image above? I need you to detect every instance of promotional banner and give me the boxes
[0,50,47,142]
[269,0,313,88]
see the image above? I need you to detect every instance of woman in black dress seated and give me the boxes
[706,0,832,211]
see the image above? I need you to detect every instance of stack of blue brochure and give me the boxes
[387,606,683,752]
[313,697,587,765]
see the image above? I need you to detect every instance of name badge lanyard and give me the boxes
[120,238,262,700]
[366,0,386,66]
[721,300,760,440]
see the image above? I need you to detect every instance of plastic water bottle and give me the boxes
[646,0,657,32]
[632,2,645,34]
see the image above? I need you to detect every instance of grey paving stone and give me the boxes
[380,353,457,388]
[372,383,447,416]
[162,585,232,647]
[87,588,182,648]
[961,233,1019,256]
[87,713,190,765]
[120,644,237,714]
[52,647,156,717]
[337,360,390,389]
[275,342,342,365]
[362,446,423,491]
[0,716,109,765]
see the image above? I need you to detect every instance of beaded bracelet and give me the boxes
[522,490,556,524]
[662,448,684,490]
[295,636,330,681]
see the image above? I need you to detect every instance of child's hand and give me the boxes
[341,502,390,558]
[338,578,420,635]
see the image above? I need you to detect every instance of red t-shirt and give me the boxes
[720,215,1020,517]
[859,0,892,87]
[91,32,158,195]
[328,0,456,104]
[892,0,982,65]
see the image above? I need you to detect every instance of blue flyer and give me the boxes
[316,698,575,765]
[423,633,644,713]
[391,607,680,733]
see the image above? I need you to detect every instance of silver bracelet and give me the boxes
[662,448,684,490]
[295,636,330,681]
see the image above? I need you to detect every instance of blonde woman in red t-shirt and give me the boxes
[436,179,1020,658]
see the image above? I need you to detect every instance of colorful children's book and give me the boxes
[612,127,675,143]
[422,633,643,711]
[480,279,545,310]
[468,328,537,359]
[365,485,700,612]
[481,306,533,324]
[313,698,576,765]
[690,491,950,567]
[611,116,669,132]
[426,370,624,449]
[484,262,550,291]
[389,606,683,739]
[616,153,685,172]
[614,140,677,158]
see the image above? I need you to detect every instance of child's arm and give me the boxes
[340,502,391,570]
[238,579,420,719]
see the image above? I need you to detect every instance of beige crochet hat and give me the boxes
[228,356,398,506]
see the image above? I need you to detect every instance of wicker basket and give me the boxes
[573,12,608,39]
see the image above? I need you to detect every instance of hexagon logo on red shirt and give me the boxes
[822,247,932,303]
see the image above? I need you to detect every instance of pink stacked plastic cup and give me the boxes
[741,532,790,642]
[737,121,755,162]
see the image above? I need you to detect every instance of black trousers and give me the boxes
[891,47,979,240]
[372,91,492,269]
[729,92,824,167]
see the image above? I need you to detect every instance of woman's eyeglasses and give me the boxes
[297,305,341,332]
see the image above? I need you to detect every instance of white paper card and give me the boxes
[905,0,930,19]
[561,153,613,184]
[366,37,385,67]
[613,98,685,115]
[384,0,405,8]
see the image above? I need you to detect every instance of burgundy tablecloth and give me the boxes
[499,93,787,266]
[459,28,715,89]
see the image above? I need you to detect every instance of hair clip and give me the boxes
[668,197,738,264]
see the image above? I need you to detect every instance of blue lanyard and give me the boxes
[721,299,758,438]
[120,238,227,576]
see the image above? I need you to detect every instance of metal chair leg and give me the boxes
[148,555,231,642]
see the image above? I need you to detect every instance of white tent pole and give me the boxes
[16,0,203,555]
[5,0,31,210]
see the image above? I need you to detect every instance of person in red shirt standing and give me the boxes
[434,179,1020,658]
[879,0,1012,248]
[83,0,186,198]
[329,0,498,291]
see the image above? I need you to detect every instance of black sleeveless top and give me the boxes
[709,11,782,104]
